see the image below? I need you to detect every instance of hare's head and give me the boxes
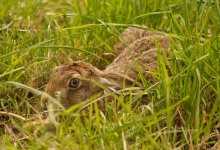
[41,61,127,109]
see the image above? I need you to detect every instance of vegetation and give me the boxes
[1,0,220,149]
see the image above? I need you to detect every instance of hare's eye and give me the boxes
[69,78,80,88]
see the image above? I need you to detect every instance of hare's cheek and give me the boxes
[67,88,87,106]
[61,101,70,109]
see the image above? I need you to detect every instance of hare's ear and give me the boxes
[97,76,123,92]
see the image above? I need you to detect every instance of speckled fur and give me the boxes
[41,27,170,112]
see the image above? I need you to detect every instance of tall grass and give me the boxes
[1,0,220,149]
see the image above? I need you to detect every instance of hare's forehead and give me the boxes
[48,68,77,80]
[54,70,80,79]
[60,65,85,72]
[50,64,92,81]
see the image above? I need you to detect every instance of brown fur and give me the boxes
[41,27,170,112]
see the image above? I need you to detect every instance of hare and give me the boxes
[41,27,170,113]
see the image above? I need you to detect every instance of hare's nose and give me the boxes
[41,96,48,111]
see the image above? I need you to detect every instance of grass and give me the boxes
[1,0,220,149]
